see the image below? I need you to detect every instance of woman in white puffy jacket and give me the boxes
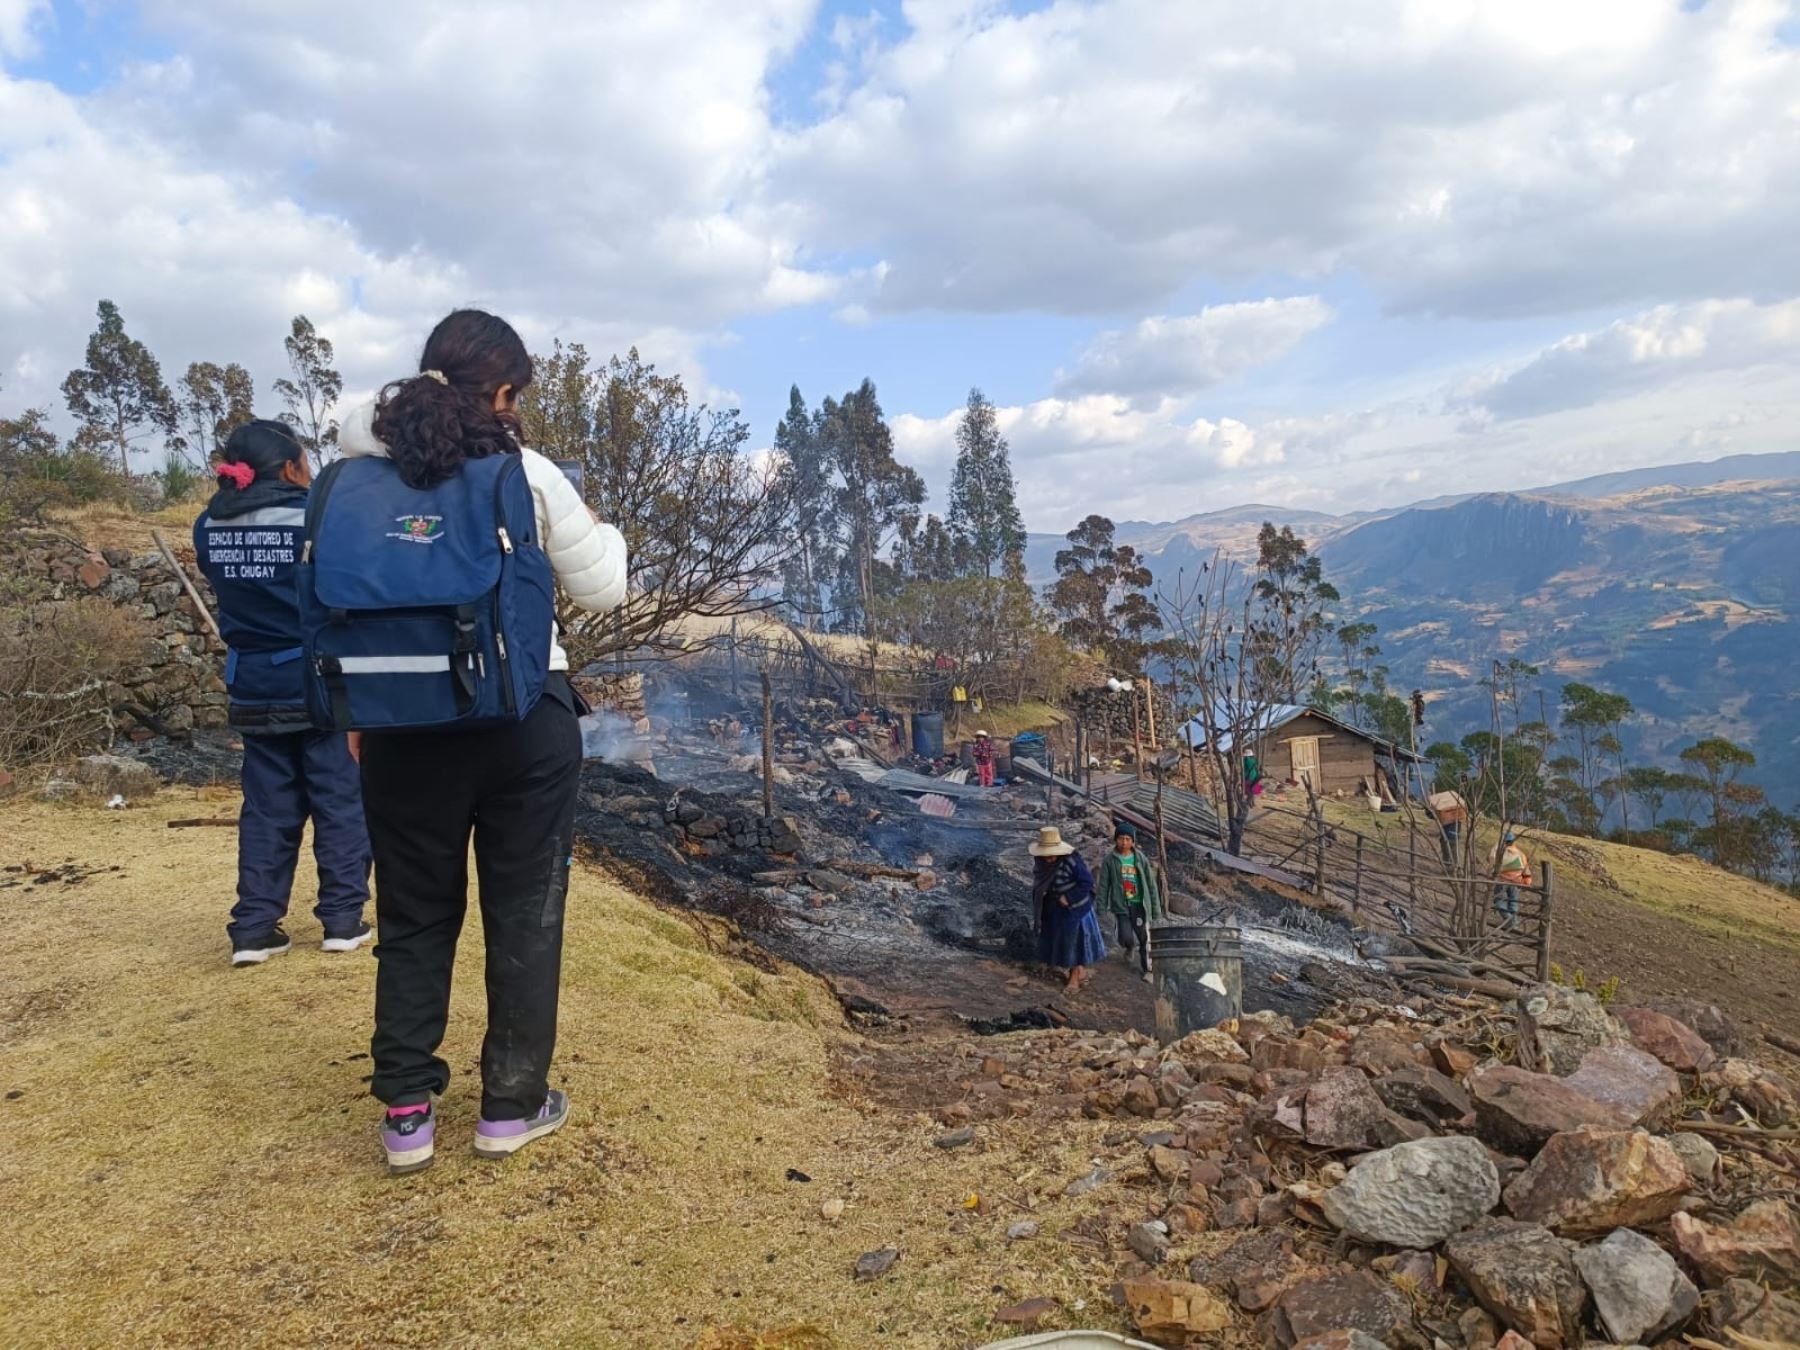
[338,309,627,1176]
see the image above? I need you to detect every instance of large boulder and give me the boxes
[1188,1228,1303,1311]
[1515,986,1628,1076]
[1120,1277,1233,1342]
[1502,1129,1689,1235]
[1615,1005,1716,1073]
[1665,1131,1721,1186]
[72,753,159,802]
[1289,1334,1392,1350]
[1639,997,1745,1059]
[1572,1228,1699,1344]
[1271,1068,1427,1151]
[1374,1066,1474,1128]
[1669,1198,1800,1286]
[1699,1059,1799,1127]
[1263,1271,1413,1350]
[1444,1217,1588,1350]
[1467,1065,1628,1155]
[1346,1024,1426,1075]
[1559,1045,1682,1129]
[1320,1136,1500,1249]
[1166,1026,1249,1065]
[1714,1278,1800,1345]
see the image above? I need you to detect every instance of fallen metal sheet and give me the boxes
[919,793,957,818]
[876,768,990,800]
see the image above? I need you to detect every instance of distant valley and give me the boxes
[1025,452,1800,805]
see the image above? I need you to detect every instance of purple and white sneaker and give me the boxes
[473,1090,569,1159]
[381,1103,435,1175]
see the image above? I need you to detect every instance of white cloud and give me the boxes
[897,297,1800,528]
[0,0,46,59]
[0,1,818,437]
[1461,297,1800,420]
[1055,297,1332,402]
[780,0,1800,318]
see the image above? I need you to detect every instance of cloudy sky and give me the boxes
[3,0,1798,530]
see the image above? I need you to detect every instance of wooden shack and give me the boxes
[1180,703,1427,798]
[1260,709,1378,794]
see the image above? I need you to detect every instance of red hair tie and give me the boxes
[215,461,257,489]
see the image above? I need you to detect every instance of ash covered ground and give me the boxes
[574,713,1396,1035]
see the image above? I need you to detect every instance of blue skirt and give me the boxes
[1039,900,1107,969]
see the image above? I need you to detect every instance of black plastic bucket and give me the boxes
[1148,923,1244,1043]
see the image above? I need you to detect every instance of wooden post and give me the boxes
[151,529,224,643]
[1154,773,1170,882]
[1352,834,1365,916]
[730,615,741,700]
[1535,859,1555,984]
[1407,829,1418,904]
[1311,795,1326,899]
[1131,685,1145,782]
[760,670,774,822]
[1143,675,1157,751]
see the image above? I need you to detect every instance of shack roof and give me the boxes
[1177,701,1427,762]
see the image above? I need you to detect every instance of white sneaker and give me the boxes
[322,921,374,953]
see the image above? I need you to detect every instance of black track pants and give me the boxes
[1115,909,1150,972]
[361,680,581,1120]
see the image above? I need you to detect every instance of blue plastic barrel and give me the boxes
[912,712,945,757]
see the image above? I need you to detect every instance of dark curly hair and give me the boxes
[372,309,533,489]
[216,418,305,486]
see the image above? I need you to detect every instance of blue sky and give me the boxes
[3,0,1799,529]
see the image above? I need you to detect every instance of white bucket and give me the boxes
[978,1334,1161,1350]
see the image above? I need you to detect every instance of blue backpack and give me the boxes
[297,453,556,731]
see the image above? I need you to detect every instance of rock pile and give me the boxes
[934,986,1800,1348]
[661,796,807,857]
[6,532,227,740]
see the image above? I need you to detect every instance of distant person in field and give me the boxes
[1098,821,1162,983]
[192,420,372,967]
[1495,830,1532,925]
[337,309,627,1176]
[1030,826,1105,993]
[972,729,996,787]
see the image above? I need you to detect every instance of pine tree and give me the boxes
[273,315,344,468]
[60,300,178,474]
[946,388,1026,576]
[773,386,836,629]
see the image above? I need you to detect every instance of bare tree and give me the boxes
[1159,555,1311,854]
[519,347,796,664]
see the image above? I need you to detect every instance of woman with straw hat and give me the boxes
[1028,826,1105,993]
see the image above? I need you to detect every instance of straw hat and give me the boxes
[1029,826,1074,857]
[975,729,991,738]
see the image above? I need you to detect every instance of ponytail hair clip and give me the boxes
[421,369,449,385]
[215,461,257,489]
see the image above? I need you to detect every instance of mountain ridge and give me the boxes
[1020,450,1800,805]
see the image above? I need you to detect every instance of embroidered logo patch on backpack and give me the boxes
[388,514,444,544]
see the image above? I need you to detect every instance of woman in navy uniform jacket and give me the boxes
[193,420,372,966]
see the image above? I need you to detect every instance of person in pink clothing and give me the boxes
[972,730,996,787]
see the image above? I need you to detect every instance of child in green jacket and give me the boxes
[1097,821,1162,982]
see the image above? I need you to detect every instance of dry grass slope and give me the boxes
[0,790,1144,1349]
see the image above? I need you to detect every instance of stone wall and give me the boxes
[5,531,228,739]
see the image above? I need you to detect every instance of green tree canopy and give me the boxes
[61,300,177,474]
[946,388,1025,577]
